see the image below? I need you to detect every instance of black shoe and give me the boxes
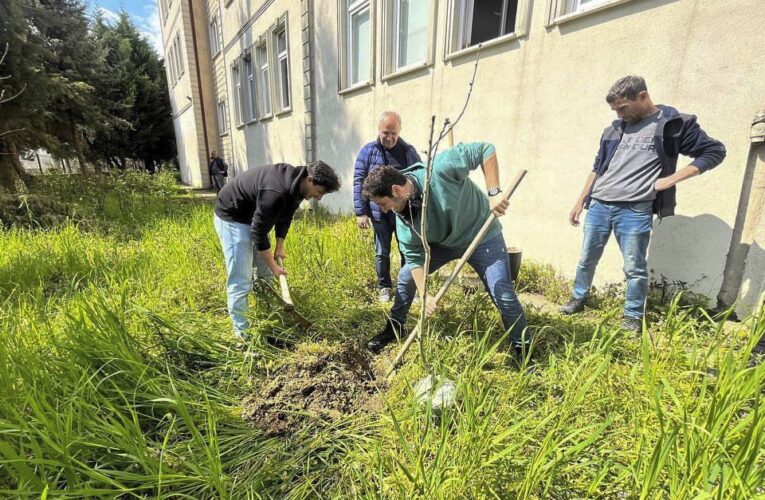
[367,319,406,353]
[621,316,642,334]
[559,297,587,315]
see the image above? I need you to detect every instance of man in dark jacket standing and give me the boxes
[559,76,726,332]
[209,151,229,193]
[354,111,421,302]
[213,161,340,341]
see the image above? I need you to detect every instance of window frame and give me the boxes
[232,63,244,127]
[381,0,435,81]
[209,15,221,57]
[337,0,375,93]
[444,0,529,61]
[271,17,291,114]
[545,0,637,27]
[175,32,184,78]
[255,39,272,119]
[243,52,258,123]
[217,99,229,136]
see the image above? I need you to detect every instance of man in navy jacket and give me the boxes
[353,111,422,302]
[560,76,726,332]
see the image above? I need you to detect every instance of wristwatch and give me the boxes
[487,187,502,197]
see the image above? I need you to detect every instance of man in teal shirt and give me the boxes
[362,142,528,353]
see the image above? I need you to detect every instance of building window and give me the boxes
[347,0,371,87]
[209,16,221,56]
[391,0,428,71]
[547,0,630,25]
[175,32,184,77]
[453,0,518,51]
[244,54,257,121]
[256,43,271,116]
[232,65,243,125]
[273,26,290,111]
[217,99,229,134]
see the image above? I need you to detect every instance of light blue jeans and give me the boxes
[573,199,653,319]
[391,233,529,345]
[214,214,272,337]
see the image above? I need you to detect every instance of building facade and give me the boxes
[159,0,765,317]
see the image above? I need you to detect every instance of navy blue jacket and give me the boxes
[353,138,421,220]
[587,105,726,217]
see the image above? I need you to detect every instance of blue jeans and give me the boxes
[214,214,272,337]
[391,233,529,345]
[372,213,404,289]
[573,199,653,319]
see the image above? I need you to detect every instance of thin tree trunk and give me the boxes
[69,113,88,175]
[0,153,20,192]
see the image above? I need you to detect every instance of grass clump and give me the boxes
[1,172,764,497]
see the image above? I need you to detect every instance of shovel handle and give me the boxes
[275,257,294,311]
[386,170,527,378]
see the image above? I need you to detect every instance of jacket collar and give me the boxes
[609,104,681,134]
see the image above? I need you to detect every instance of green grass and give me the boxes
[1,173,764,498]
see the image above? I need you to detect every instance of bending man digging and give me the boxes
[213,161,341,344]
[363,142,529,356]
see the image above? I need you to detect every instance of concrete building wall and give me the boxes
[164,0,765,315]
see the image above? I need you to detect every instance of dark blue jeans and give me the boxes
[573,199,653,319]
[391,233,529,345]
[372,213,404,289]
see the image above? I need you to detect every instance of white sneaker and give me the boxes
[378,287,392,303]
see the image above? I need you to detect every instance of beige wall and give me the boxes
[304,0,765,315]
[170,0,765,315]
[215,0,309,175]
[161,0,218,187]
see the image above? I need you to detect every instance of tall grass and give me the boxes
[1,173,763,497]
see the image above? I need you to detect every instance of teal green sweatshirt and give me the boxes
[396,142,501,267]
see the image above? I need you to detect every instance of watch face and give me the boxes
[488,187,501,196]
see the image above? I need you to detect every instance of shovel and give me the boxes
[257,257,313,329]
[386,169,527,380]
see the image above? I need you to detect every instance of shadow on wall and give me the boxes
[648,213,765,316]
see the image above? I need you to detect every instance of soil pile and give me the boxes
[241,343,385,436]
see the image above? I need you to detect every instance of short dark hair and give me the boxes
[606,75,648,103]
[362,165,407,199]
[307,161,341,192]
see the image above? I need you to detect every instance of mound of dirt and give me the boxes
[241,343,386,436]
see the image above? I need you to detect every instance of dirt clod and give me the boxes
[241,342,386,436]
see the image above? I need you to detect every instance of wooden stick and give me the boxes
[386,170,527,378]
[275,257,294,311]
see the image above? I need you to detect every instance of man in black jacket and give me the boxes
[209,151,228,193]
[213,161,340,341]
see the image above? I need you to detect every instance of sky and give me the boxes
[86,0,164,56]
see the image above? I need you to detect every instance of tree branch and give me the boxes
[0,128,26,138]
[414,46,482,370]
[0,84,26,105]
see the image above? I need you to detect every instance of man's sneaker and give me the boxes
[621,316,643,334]
[378,287,392,303]
[559,297,587,315]
[367,319,406,353]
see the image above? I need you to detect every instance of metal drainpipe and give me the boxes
[715,109,765,316]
